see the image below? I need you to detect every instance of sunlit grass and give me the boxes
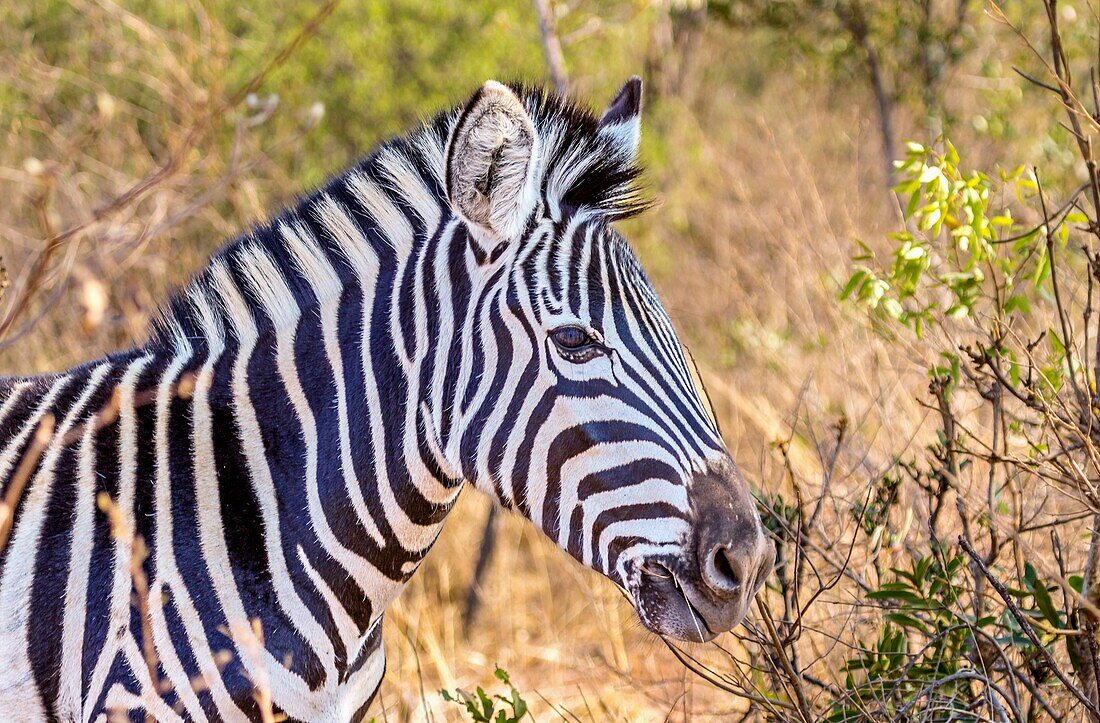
[1,2,1088,721]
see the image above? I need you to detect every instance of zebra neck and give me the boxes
[134,134,470,626]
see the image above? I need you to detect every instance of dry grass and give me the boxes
[1,3,1088,721]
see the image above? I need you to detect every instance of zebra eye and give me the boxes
[550,325,595,351]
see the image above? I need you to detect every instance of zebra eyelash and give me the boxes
[549,325,606,364]
[556,346,606,364]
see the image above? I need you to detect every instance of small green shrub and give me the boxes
[441,667,530,723]
[830,130,1100,720]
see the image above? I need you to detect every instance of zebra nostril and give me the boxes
[705,544,742,595]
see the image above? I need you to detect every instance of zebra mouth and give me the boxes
[633,560,720,643]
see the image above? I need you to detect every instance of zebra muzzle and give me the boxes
[629,462,775,643]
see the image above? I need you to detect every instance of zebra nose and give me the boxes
[695,497,774,603]
[695,509,775,604]
[687,461,775,621]
[703,542,744,596]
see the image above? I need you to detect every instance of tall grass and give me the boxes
[3,1,1098,721]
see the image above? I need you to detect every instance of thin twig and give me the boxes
[960,536,1100,719]
[0,0,340,348]
[532,0,569,94]
[756,598,814,723]
[0,414,55,553]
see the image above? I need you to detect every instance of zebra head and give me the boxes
[440,79,774,642]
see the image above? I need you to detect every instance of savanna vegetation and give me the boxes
[4,1,1100,720]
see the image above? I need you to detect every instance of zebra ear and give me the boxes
[446,80,539,241]
[598,76,643,160]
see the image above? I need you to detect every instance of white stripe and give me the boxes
[297,545,360,658]
[282,220,385,547]
[146,312,226,722]
[315,194,441,554]
[0,374,72,481]
[57,417,101,720]
[460,225,548,499]
[332,635,386,723]
[0,363,109,719]
[428,223,458,460]
[0,380,32,428]
[346,172,414,257]
[598,518,687,576]
[97,634,182,722]
[484,237,557,504]
[553,439,682,552]
[401,227,460,509]
[203,259,332,720]
[520,397,682,537]
[582,476,689,568]
[377,147,441,231]
[83,354,153,721]
[605,252,715,469]
[575,225,595,324]
[120,635,184,722]
[413,122,447,184]
[238,248,396,620]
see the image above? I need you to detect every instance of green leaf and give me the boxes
[882,298,904,320]
[478,688,493,719]
[867,588,925,606]
[902,244,927,261]
[512,691,528,719]
[1032,246,1051,287]
[906,188,923,218]
[1025,564,1062,628]
[852,239,876,261]
[883,612,931,634]
[841,269,870,300]
[918,165,942,184]
[1002,294,1031,316]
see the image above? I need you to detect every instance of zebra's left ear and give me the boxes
[598,76,643,160]
[446,80,539,242]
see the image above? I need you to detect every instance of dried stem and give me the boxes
[961,536,1100,719]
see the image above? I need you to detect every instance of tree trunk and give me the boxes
[865,41,898,188]
[533,0,569,93]
[837,2,898,189]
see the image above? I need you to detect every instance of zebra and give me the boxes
[0,77,775,722]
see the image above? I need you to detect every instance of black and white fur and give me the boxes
[0,79,774,722]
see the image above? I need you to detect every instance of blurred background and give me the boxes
[3,1,1100,721]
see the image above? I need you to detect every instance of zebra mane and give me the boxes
[147,82,649,349]
[508,82,650,221]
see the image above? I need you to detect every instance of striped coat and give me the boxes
[0,78,774,721]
